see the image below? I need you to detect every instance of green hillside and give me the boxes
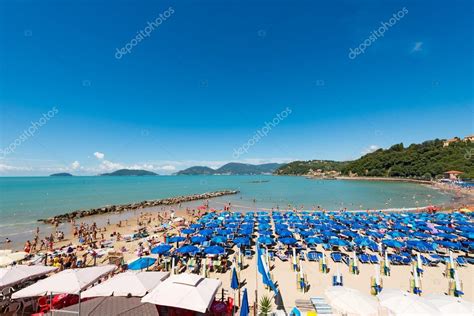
[275,139,474,180]
[342,139,473,179]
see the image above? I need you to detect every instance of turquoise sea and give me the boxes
[0,175,453,244]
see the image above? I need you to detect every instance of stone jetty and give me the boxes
[38,190,239,224]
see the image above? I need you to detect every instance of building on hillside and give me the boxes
[443,137,461,147]
[443,170,463,180]
[464,135,474,142]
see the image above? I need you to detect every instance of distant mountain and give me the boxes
[50,172,73,177]
[176,163,283,175]
[100,169,158,176]
[176,166,215,175]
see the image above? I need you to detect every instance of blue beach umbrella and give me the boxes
[382,239,405,249]
[128,257,156,270]
[258,230,272,236]
[176,245,200,254]
[151,244,172,255]
[258,236,274,245]
[279,237,297,245]
[199,229,214,236]
[436,233,458,240]
[191,235,207,244]
[277,230,293,237]
[231,267,239,290]
[234,237,250,247]
[167,236,186,244]
[240,288,249,316]
[305,237,323,245]
[204,245,226,255]
[190,224,201,229]
[212,235,228,244]
[329,238,349,247]
[181,228,195,235]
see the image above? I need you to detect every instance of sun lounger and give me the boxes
[245,249,252,258]
[331,252,342,263]
[369,255,379,264]
[464,257,474,264]
[456,256,468,266]
[332,275,343,286]
[276,252,289,261]
[358,253,370,264]
[299,251,306,261]
[430,254,446,263]
[310,297,333,315]
[306,251,319,261]
[341,253,350,266]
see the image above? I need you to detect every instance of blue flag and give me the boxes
[257,244,279,294]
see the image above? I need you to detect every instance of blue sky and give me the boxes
[0,0,473,175]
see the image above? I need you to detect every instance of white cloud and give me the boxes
[71,161,80,170]
[100,160,123,171]
[158,165,176,171]
[361,145,380,155]
[0,163,33,172]
[94,152,105,160]
[411,42,423,52]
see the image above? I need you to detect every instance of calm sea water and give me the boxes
[0,175,452,244]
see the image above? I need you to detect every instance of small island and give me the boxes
[50,173,73,177]
[100,169,158,176]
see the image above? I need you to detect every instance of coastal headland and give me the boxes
[37,190,239,224]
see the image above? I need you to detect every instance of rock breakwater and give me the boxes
[38,190,239,224]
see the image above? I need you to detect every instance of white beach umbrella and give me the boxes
[0,256,14,267]
[425,294,474,316]
[171,257,176,275]
[377,289,440,315]
[141,273,222,313]
[12,265,116,299]
[321,252,326,265]
[0,252,28,267]
[0,250,12,256]
[453,269,462,292]
[416,253,423,271]
[325,286,380,316]
[81,271,170,298]
[353,251,358,268]
[335,264,342,284]
[0,265,57,289]
[292,247,297,267]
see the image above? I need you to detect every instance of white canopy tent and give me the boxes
[81,271,170,298]
[12,265,116,299]
[425,294,474,316]
[377,289,440,315]
[0,265,57,290]
[325,286,381,316]
[141,273,221,313]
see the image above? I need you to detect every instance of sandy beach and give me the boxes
[22,204,471,312]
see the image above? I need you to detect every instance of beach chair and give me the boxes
[341,253,350,266]
[244,249,252,259]
[268,250,276,261]
[310,297,333,315]
[358,253,370,264]
[456,256,468,266]
[276,252,289,261]
[332,275,343,286]
[331,252,342,263]
[299,251,306,261]
[464,257,474,265]
[307,251,318,262]
[430,254,446,263]
[369,255,379,264]
[400,256,412,265]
